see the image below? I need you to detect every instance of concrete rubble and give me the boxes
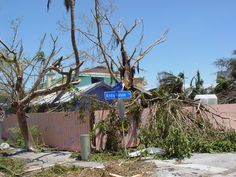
[128,147,165,157]
[0,143,10,150]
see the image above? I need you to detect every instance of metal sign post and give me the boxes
[104,82,131,156]
[118,99,128,156]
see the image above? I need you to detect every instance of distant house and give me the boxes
[33,65,148,108]
[33,66,116,110]
[41,66,118,89]
[44,65,146,89]
[30,82,112,111]
[78,66,146,89]
[76,66,118,87]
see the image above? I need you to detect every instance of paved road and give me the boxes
[150,153,236,177]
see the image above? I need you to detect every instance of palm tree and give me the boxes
[47,0,80,79]
[158,72,185,94]
[189,70,204,99]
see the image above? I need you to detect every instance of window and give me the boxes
[91,77,104,83]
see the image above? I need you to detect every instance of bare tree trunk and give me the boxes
[70,0,80,80]
[121,44,133,89]
[123,63,133,89]
[16,107,35,151]
[51,0,81,104]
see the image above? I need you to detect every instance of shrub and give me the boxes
[7,126,45,149]
[162,128,191,159]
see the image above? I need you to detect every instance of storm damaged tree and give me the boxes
[158,71,185,94]
[47,0,81,79]
[81,0,168,89]
[188,70,204,99]
[214,53,236,81]
[214,51,236,95]
[0,30,81,150]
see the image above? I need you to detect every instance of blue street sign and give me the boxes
[112,82,123,91]
[104,91,132,100]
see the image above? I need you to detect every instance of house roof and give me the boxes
[30,82,112,105]
[80,65,119,75]
[80,66,109,74]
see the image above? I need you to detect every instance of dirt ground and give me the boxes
[30,160,156,177]
[103,160,155,177]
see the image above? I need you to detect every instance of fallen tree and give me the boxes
[93,91,236,159]
[139,93,236,159]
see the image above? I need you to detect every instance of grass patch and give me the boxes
[70,151,125,162]
[32,164,82,177]
[7,126,45,150]
[0,156,25,176]
[89,151,125,162]
[0,149,13,157]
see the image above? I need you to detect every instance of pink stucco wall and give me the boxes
[206,104,236,129]
[2,104,236,151]
[94,104,236,150]
[2,112,90,151]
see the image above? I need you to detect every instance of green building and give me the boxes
[75,66,118,87]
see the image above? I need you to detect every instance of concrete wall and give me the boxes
[206,104,236,129]
[1,104,236,151]
[2,112,90,151]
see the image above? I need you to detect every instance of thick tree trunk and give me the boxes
[123,63,133,89]
[121,44,134,89]
[16,107,36,151]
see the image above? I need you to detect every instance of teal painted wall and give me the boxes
[75,74,117,88]
[77,76,91,87]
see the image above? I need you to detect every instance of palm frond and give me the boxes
[47,0,52,11]
[64,0,71,12]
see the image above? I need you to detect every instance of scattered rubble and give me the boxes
[128,147,165,158]
[0,143,10,150]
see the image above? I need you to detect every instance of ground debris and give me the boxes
[0,143,10,150]
[21,156,155,177]
[104,160,155,177]
[128,147,164,157]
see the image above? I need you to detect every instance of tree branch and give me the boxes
[131,29,168,67]
[21,65,80,105]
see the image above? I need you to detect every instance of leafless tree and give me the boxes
[0,27,81,150]
[90,0,168,89]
